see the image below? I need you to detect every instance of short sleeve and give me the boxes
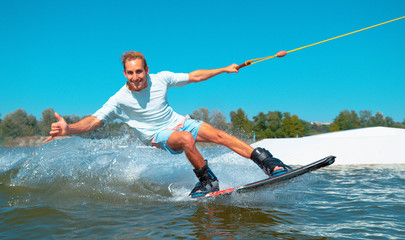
[92,101,119,126]
[159,71,189,88]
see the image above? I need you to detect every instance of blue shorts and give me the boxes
[153,118,203,154]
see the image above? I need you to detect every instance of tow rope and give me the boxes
[236,16,405,70]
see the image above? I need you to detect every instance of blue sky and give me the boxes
[1,0,404,123]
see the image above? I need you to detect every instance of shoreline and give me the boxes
[1,136,72,147]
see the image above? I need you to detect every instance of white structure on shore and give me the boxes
[252,127,405,165]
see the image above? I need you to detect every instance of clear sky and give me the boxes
[1,0,404,123]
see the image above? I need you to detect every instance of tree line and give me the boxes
[191,108,405,142]
[0,108,136,145]
[1,107,404,146]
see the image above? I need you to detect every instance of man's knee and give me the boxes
[169,131,196,150]
[179,131,195,144]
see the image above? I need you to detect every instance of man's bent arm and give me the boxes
[188,64,238,83]
[68,116,104,134]
[46,113,104,142]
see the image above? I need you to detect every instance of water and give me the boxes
[1,137,404,239]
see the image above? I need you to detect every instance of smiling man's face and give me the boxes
[124,59,149,91]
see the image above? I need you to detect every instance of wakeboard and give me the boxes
[192,155,336,199]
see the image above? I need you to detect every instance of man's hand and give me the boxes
[224,63,239,73]
[46,112,69,142]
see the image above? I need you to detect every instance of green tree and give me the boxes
[252,110,308,139]
[230,108,252,140]
[39,108,57,135]
[330,110,360,131]
[282,112,305,137]
[0,109,39,137]
[359,110,401,128]
[252,112,269,139]
[359,110,372,127]
[267,111,284,138]
[370,111,386,126]
[252,111,284,138]
[385,116,396,127]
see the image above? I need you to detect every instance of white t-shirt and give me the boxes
[93,71,189,145]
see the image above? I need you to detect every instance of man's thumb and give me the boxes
[54,112,63,121]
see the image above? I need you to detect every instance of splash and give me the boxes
[0,137,305,204]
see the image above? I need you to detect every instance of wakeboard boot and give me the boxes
[189,161,219,198]
[251,147,292,177]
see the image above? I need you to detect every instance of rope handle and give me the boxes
[236,61,252,70]
[236,51,288,70]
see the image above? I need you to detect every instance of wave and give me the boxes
[1,137,278,204]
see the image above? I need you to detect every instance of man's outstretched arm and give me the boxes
[46,112,104,142]
[188,64,238,83]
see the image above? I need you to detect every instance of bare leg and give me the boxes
[196,123,254,158]
[166,131,206,169]
[166,123,283,173]
[166,130,220,196]
[166,123,254,168]
[196,123,284,171]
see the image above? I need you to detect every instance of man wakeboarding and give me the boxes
[46,51,291,198]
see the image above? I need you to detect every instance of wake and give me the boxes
[0,137,305,204]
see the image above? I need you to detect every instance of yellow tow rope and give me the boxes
[236,16,405,70]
